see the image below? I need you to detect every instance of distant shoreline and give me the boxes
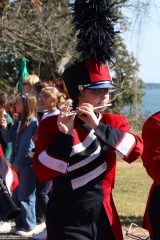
[144,83,160,89]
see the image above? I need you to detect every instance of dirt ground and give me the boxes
[0,233,32,240]
[0,229,150,240]
[123,227,150,240]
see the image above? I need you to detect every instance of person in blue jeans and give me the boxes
[0,93,38,237]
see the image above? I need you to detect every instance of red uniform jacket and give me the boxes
[141,111,160,235]
[33,113,143,240]
[0,144,19,193]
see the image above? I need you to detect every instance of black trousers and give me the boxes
[46,200,115,240]
[149,185,160,240]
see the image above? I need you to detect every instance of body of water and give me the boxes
[141,88,160,115]
[123,88,160,116]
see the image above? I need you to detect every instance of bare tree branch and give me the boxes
[0,0,76,78]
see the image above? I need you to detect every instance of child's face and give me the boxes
[1,100,8,109]
[15,97,24,114]
[22,81,32,94]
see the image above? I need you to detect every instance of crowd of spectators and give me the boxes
[0,75,71,239]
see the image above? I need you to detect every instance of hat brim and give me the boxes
[84,81,114,89]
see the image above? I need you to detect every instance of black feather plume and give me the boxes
[71,0,122,64]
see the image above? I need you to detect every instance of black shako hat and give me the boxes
[63,0,120,99]
[63,59,113,99]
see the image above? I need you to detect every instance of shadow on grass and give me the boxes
[120,215,143,227]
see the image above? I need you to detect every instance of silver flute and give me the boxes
[61,103,112,116]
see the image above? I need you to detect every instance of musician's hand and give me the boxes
[57,106,76,134]
[77,103,100,129]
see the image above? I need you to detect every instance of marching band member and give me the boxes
[141,112,160,240]
[33,0,143,239]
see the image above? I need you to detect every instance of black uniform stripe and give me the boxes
[68,154,105,179]
[70,161,107,190]
[0,156,8,180]
[95,122,124,148]
[69,138,101,165]
[47,133,73,159]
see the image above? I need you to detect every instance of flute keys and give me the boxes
[61,111,76,116]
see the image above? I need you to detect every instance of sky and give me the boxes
[124,1,160,83]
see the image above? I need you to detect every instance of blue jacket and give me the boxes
[2,117,38,167]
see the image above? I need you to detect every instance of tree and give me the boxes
[0,0,76,84]
[0,0,145,118]
[110,35,144,115]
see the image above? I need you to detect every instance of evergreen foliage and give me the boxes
[110,35,144,115]
[0,0,146,117]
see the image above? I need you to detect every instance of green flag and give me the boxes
[18,57,29,93]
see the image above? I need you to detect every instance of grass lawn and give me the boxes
[113,160,152,229]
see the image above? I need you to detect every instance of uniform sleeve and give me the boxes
[95,115,143,162]
[142,116,160,184]
[0,144,19,193]
[33,118,73,182]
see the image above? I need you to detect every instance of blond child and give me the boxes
[40,87,66,120]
